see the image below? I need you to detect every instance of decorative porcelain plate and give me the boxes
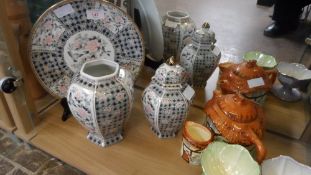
[29,0,144,98]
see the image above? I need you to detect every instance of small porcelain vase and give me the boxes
[67,59,134,147]
[180,22,221,88]
[162,10,196,61]
[142,57,194,138]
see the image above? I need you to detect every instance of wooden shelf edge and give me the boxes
[0,121,16,133]
[14,128,37,141]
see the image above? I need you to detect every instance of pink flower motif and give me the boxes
[76,108,88,119]
[75,91,81,100]
[115,16,124,23]
[44,21,53,29]
[104,106,112,112]
[73,40,81,49]
[101,16,110,23]
[116,93,125,101]
[59,85,67,93]
[85,40,99,52]
[145,105,153,114]
[44,35,53,45]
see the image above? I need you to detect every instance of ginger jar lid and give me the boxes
[153,57,188,86]
[192,22,216,47]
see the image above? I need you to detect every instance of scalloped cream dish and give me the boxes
[243,51,277,69]
[201,142,260,175]
[277,62,311,81]
[262,155,311,175]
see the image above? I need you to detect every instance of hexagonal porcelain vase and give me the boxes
[180,23,221,88]
[67,59,133,147]
[142,60,192,138]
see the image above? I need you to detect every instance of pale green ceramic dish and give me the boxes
[201,142,260,175]
[243,51,277,69]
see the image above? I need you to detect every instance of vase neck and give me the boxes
[80,59,119,82]
[166,10,190,23]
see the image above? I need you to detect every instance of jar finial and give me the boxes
[166,56,176,66]
[202,22,210,29]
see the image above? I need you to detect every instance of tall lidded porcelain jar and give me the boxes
[162,10,196,61]
[142,57,194,138]
[180,22,221,88]
[67,59,133,147]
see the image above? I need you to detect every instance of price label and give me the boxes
[165,20,178,28]
[86,9,105,20]
[53,4,75,18]
[183,85,195,101]
[247,77,265,88]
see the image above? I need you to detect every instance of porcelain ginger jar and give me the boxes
[204,90,266,163]
[180,22,221,88]
[219,60,277,104]
[67,59,133,147]
[142,57,193,138]
[162,10,196,61]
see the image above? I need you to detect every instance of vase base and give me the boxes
[151,127,176,138]
[87,132,123,147]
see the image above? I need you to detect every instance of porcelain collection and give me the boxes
[142,57,193,138]
[67,59,133,147]
[162,10,196,61]
[29,0,310,174]
[180,22,221,87]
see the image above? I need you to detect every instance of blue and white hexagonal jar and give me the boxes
[180,22,221,88]
[67,59,133,147]
[142,57,194,138]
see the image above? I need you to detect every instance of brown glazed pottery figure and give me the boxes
[219,60,276,104]
[204,90,266,163]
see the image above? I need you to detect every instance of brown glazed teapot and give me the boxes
[219,60,276,95]
[204,90,266,163]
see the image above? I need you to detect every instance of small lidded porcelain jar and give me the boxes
[67,59,134,147]
[181,121,213,165]
[180,22,221,88]
[142,57,194,138]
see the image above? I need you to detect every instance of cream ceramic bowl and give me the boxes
[201,141,260,175]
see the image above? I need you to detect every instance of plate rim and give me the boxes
[28,0,145,99]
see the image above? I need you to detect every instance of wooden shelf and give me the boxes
[31,89,205,175]
[30,88,311,174]
[264,94,311,140]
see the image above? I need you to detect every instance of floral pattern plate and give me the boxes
[29,0,144,98]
